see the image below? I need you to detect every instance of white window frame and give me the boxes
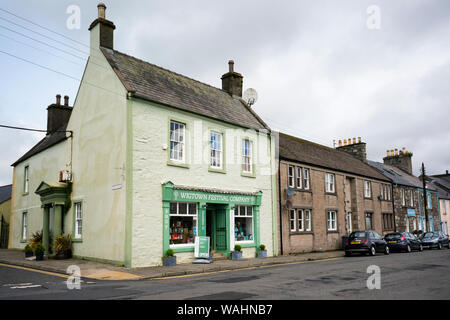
[409,189,414,207]
[234,205,254,244]
[303,168,310,190]
[169,202,198,249]
[74,202,82,239]
[298,209,304,231]
[210,131,223,169]
[289,209,296,232]
[242,139,253,174]
[364,181,372,198]
[347,212,352,234]
[288,166,294,188]
[169,121,186,163]
[24,166,29,194]
[401,188,406,206]
[296,167,302,189]
[325,173,335,193]
[304,209,311,231]
[22,212,27,240]
[327,211,337,231]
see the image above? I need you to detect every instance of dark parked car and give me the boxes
[345,231,390,256]
[419,231,450,250]
[385,232,423,253]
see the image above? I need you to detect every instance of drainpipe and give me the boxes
[278,157,284,255]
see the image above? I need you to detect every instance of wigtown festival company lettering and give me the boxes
[176,191,254,204]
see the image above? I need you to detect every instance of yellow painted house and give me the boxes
[9,3,278,267]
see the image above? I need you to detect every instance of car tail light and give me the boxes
[345,239,349,245]
[401,235,406,241]
[364,239,369,245]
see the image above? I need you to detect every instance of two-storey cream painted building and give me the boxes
[9,3,278,267]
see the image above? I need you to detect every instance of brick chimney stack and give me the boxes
[336,137,367,163]
[221,60,243,97]
[47,95,73,134]
[89,2,116,51]
[383,147,413,175]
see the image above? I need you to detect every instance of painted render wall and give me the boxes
[66,49,128,264]
[10,141,70,249]
[130,98,275,267]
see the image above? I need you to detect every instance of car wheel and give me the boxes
[369,246,376,256]
[384,245,390,255]
[406,245,411,253]
[345,251,352,257]
[438,243,442,250]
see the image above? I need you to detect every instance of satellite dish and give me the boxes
[243,88,258,107]
[286,187,294,197]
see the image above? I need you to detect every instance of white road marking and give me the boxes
[10,284,42,289]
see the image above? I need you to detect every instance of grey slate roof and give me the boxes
[367,160,437,191]
[279,133,390,181]
[426,176,450,200]
[11,125,69,167]
[0,184,12,205]
[100,47,268,131]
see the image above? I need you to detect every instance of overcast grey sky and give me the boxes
[0,0,449,186]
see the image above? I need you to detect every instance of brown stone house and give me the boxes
[367,150,440,234]
[277,133,393,255]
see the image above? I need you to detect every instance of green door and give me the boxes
[215,209,227,252]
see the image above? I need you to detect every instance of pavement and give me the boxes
[0,248,344,281]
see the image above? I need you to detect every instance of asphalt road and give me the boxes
[1,248,449,300]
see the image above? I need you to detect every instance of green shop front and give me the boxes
[162,182,262,256]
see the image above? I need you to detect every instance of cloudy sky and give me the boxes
[0,0,449,185]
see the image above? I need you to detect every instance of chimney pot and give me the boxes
[358,137,361,143]
[395,148,398,156]
[386,150,390,157]
[338,140,342,147]
[64,96,69,106]
[353,138,356,144]
[228,60,234,73]
[344,140,347,146]
[348,138,351,145]
[56,94,61,105]
[98,3,106,19]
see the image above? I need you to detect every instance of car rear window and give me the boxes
[385,234,401,240]
[423,232,438,238]
[350,232,366,238]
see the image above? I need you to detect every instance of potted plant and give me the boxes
[231,244,243,260]
[54,234,72,259]
[24,244,33,258]
[162,249,176,266]
[257,244,267,258]
[34,243,45,261]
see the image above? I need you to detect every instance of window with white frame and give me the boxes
[325,173,335,193]
[24,166,29,194]
[235,205,253,242]
[74,202,82,239]
[382,184,391,201]
[290,209,296,232]
[364,181,372,198]
[242,139,253,174]
[169,202,197,246]
[409,189,414,207]
[22,212,27,240]
[304,209,311,231]
[169,121,185,162]
[427,192,432,209]
[365,212,373,230]
[327,210,337,231]
[303,168,310,190]
[288,166,294,188]
[298,209,304,231]
[401,188,406,206]
[210,131,223,169]
[296,167,302,188]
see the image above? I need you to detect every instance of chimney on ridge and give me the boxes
[336,137,367,163]
[89,3,116,51]
[221,60,243,97]
[383,146,413,175]
[47,95,73,134]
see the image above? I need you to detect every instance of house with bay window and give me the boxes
[277,134,393,254]
[9,3,277,267]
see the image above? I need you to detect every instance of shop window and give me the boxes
[169,202,197,246]
[235,205,253,242]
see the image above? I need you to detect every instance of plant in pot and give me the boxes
[34,243,45,261]
[257,244,267,258]
[231,244,243,260]
[24,244,33,258]
[162,249,176,266]
[54,234,72,259]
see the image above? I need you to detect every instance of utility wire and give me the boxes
[0,124,70,133]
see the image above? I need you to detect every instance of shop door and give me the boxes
[215,209,227,252]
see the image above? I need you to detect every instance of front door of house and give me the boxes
[215,208,227,252]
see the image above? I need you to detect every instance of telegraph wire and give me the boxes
[0,124,70,134]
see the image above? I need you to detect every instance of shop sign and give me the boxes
[173,190,255,204]
[194,236,210,258]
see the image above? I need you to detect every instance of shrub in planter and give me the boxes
[24,244,33,258]
[231,244,243,260]
[54,234,72,259]
[162,249,176,266]
[34,243,45,261]
[257,244,267,258]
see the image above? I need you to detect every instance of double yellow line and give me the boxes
[0,263,69,279]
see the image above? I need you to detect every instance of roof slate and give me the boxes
[0,184,12,205]
[100,47,268,131]
[279,133,390,181]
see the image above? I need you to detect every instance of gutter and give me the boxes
[278,157,283,255]
[392,183,397,232]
